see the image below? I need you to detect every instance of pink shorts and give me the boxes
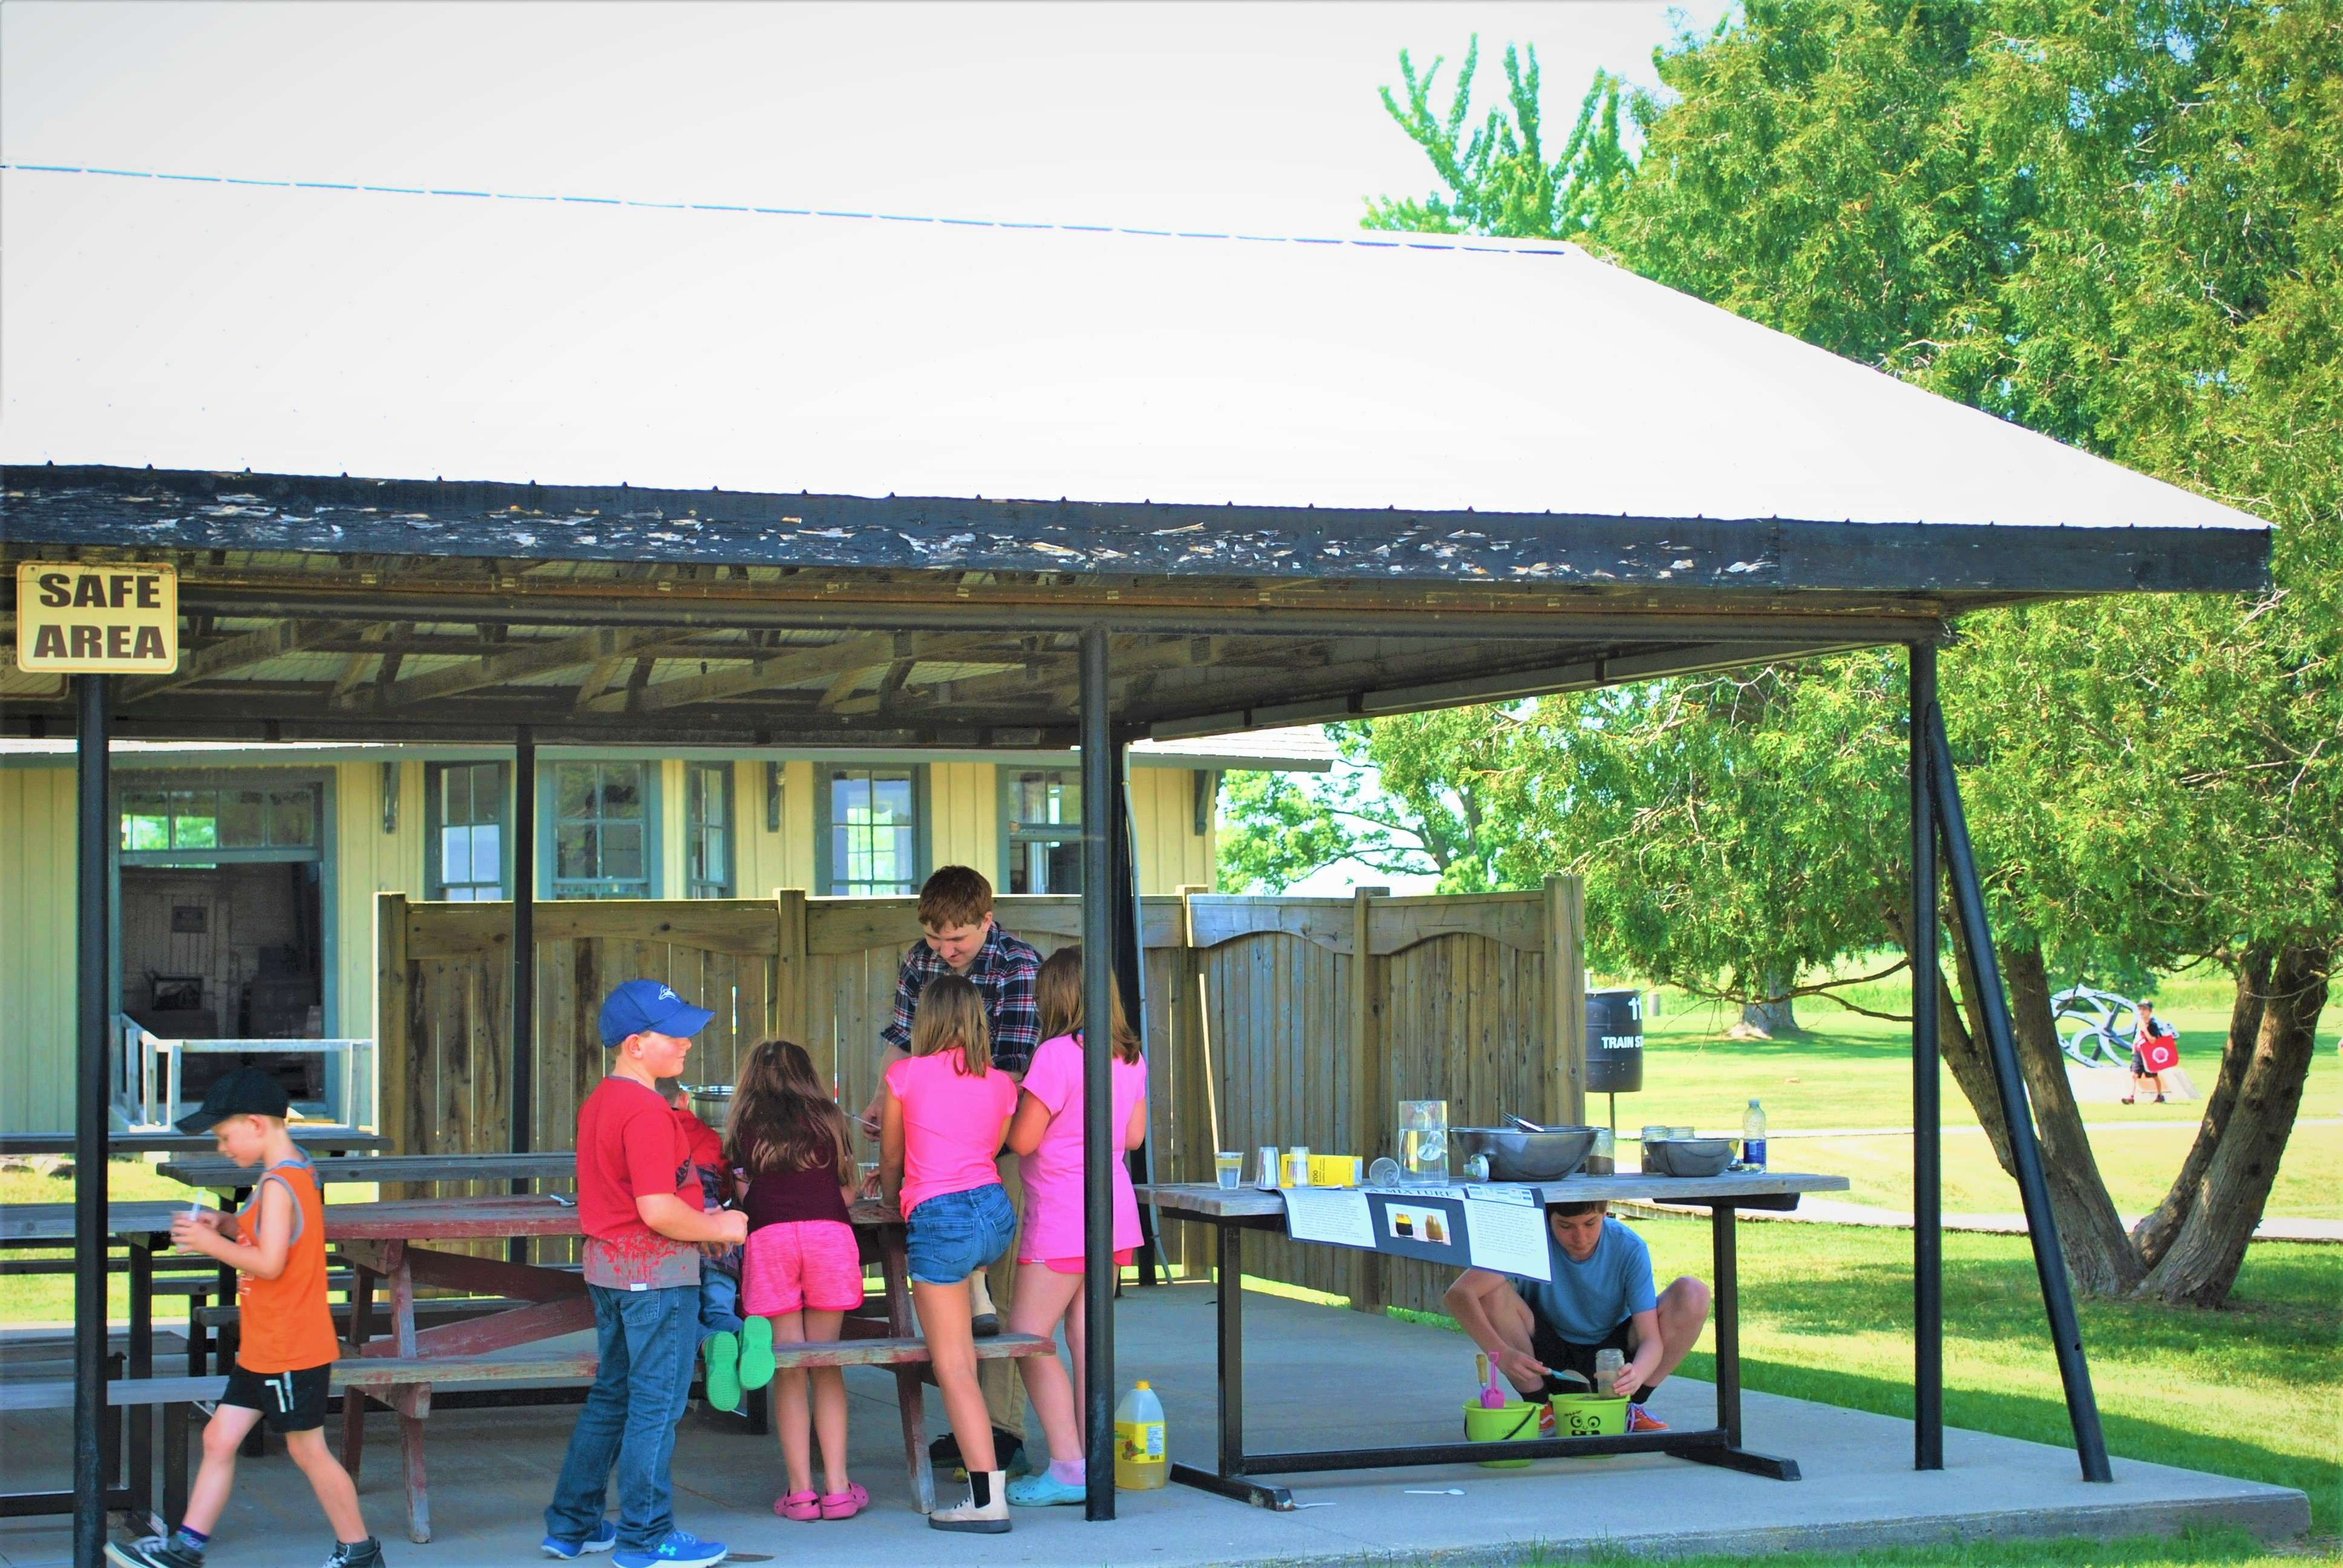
[1021,1247,1135,1275]
[742,1220,864,1316]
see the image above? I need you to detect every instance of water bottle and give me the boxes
[1742,1099,1768,1171]
[1113,1381,1168,1489]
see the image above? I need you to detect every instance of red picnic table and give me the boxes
[321,1194,1049,1541]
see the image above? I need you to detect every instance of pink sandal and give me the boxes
[775,1489,822,1521]
[819,1482,868,1520]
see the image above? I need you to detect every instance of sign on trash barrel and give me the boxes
[15,563,179,673]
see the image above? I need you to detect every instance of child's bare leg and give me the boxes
[913,1278,994,1472]
[1008,1264,1083,1463]
[284,1426,369,1542]
[802,1308,850,1494]
[180,1402,261,1535]
[1065,1287,1089,1452]
[767,1310,814,1496]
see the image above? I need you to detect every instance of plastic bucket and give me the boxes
[1548,1394,1628,1459]
[1461,1399,1544,1468]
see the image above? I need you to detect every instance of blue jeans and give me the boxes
[905,1182,1017,1285]
[544,1283,696,1552]
[698,1267,742,1342]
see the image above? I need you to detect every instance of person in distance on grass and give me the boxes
[1443,1200,1709,1434]
[109,1068,385,1568]
[2123,1000,2178,1105]
[540,981,747,1568]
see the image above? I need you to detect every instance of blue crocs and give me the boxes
[1006,1469,1087,1507]
[540,1519,617,1558]
[612,1530,727,1567]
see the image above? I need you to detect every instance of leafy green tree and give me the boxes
[1283,0,2343,1304]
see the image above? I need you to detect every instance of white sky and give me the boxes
[2,1,1725,237]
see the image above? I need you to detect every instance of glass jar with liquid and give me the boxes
[1398,1100,1449,1183]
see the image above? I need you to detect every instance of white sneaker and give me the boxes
[929,1470,1012,1534]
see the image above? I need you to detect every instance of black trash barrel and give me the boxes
[1585,988,1645,1094]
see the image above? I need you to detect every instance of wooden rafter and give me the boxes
[120,619,346,703]
[592,631,1012,715]
[329,623,392,700]
[347,624,694,712]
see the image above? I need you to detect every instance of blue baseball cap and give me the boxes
[598,979,715,1047]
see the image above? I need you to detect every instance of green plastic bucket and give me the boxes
[1460,1399,1544,1468]
[1548,1394,1628,1459]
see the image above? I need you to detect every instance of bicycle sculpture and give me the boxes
[2051,987,2141,1069]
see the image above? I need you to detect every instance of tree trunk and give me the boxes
[1884,903,2015,1174]
[2002,942,2146,1294]
[2130,944,2271,1269]
[1742,969,1799,1035]
[2133,940,2331,1308]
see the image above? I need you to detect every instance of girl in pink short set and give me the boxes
[727,1038,868,1522]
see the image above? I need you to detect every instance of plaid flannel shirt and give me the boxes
[881,923,1044,1076]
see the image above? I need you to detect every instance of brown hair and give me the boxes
[1549,1200,1610,1219]
[917,865,994,932]
[725,1038,852,1178]
[909,973,992,1076]
[1035,946,1141,1065]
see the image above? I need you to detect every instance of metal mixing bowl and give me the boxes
[1642,1137,1734,1177]
[1452,1126,1598,1181]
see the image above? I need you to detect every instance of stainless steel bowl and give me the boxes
[1642,1137,1734,1178]
[1452,1126,1598,1181]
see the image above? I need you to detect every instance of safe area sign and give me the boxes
[16,563,180,673]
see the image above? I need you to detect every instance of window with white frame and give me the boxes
[821,768,919,896]
[1002,769,1082,895]
[427,762,506,900]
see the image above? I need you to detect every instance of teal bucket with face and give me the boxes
[1460,1399,1544,1467]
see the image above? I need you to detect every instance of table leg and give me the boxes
[1675,1201,1801,1481]
[341,1265,374,1478]
[879,1227,933,1515]
[399,1402,431,1544]
[129,1239,154,1521]
[163,1402,189,1531]
[1168,1220,1293,1511]
[390,1243,418,1356]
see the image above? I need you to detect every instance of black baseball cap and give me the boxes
[174,1066,292,1134]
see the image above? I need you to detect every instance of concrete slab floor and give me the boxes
[1,1282,2308,1567]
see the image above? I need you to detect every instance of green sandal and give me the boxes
[703,1329,742,1413]
[738,1315,776,1390]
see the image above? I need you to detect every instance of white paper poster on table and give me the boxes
[1277,1184,1552,1281]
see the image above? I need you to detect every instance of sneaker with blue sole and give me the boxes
[540,1520,618,1558]
[612,1529,727,1567]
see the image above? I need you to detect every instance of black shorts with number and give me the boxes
[221,1362,332,1432]
[1529,1315,1657,1399]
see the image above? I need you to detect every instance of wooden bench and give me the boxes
[0,1372,222,1529]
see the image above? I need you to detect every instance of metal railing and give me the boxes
[115,1014,373,1132]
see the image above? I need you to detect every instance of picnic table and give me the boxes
[316,1192,1047,1541]
[0,1201,222,1524]
[157,1151,580,1194]
[1135,1169,1851,1509]
[0,1131,388,1157]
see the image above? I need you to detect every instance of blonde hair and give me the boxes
[909,973,991,1076]
[1035,946,1141,1065]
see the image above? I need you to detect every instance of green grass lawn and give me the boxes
[1622,991,2340,1221]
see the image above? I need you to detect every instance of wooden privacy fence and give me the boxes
[375,878,1585,1311]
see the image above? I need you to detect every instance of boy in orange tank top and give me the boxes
[108,1068,384,1568]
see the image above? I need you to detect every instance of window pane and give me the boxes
[266,788,315,846]
[442,824,474,884]
[469,763,501,823]
[600,823,644,880]
[556,763,594,820]
[467,824,500,887]
[871,776,913,823]
[600,765,644,818]
[556,823,597,880]
[172,791,218,848]
[122,789,169,851]
[218,789,266,847]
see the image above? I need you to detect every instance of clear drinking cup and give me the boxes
[1214,1151,1244,1189]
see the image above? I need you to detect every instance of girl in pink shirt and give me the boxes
[879,975,1018,1534]
[1003,948,1148,1508]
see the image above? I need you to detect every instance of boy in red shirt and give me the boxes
[541,982,747,1568]
[652,1077,768,1413]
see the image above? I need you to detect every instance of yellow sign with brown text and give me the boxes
[15,563,180,673]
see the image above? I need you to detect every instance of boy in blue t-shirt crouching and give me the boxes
[1443,1200,1709,1432]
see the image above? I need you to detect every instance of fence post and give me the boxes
[1545,875,1587,1128]
[773,887,808,1047]
[1350,886,1389,1313]
[376,893,411,1181]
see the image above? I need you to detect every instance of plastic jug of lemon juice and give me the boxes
[1114,1381,1168,1489]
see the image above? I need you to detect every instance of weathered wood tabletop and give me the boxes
[0,1131,389,1157]
[160,1151,583,1191]
[1138,1169,1849,1218]
[0,1201,218,1245]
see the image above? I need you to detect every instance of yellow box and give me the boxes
[1308,1155,1362,1188]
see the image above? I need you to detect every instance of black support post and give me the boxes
[1078,629,1118,1521]
[74,673,110,1568]
[1924,703,2112,1483]
[1910,644,1942,1471]
[510,728,536,1263]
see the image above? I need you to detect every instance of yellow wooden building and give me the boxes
[0,730,1329,1132]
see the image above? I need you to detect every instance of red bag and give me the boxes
[2142,1035,2180,1074]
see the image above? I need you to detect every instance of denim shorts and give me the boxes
[904,1182,1017,1285]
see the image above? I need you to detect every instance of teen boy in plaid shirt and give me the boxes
[862,866,1042,1472]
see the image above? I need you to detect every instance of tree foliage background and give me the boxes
[1219,0,2339,1304]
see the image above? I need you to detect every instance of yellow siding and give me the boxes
[929,761,997,876]
[332,761,422,1050]
[659,758,689,898]
[0,768,77,1131]
[1129,766,1215,893]
[735,759,818,897]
